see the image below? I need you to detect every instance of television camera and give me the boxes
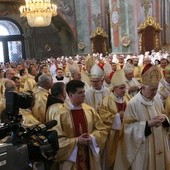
[0,91,59,170]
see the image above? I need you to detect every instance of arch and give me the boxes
[52,14,75,42]
[0,17,25,63]
[51,14,76,56]
[56,11,76,39]
[0,17,24,35]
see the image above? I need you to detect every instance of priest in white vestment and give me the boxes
[114,64,170,170]
[85,64,110,112]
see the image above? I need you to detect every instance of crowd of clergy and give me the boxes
[0,49,170,170]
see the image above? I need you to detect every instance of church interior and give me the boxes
[0,0,169,62]
[1,1,170,170]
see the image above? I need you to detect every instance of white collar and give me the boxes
[112,93,124,103]
[138,92,154,106]
[92,86,104,93]
[69,102,82,110]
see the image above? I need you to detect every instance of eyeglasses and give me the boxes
[91,80,101,83]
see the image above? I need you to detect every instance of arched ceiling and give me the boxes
[52,15,75,40]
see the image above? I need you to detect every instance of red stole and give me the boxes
[71,109,90,170]
[115,102,126,112]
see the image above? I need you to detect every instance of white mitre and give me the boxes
[90,64,104,79]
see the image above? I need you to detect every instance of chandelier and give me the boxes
[19,0,57,27]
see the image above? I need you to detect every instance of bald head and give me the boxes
[70,69,81,80]
[5,68,15,80]
[5,80,16,95]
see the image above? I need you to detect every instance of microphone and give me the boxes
[24,120,57,136]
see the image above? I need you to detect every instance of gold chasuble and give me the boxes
[71,109,90,170]
[98,93,129,170]
[55,103,107,170]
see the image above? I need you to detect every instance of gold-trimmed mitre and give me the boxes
[85,55,95,69]
[111,69,126,87]
[141,64,161,86]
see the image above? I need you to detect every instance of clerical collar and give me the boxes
[69,103,82,110]
[140,92,152,102]
[113,92,124,103]
[92,86,104,92]
[56,76,64,80]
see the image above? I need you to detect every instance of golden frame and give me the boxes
[138,16,162,53]
[90,27,108,54]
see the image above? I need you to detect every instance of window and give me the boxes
[0,19,25,63]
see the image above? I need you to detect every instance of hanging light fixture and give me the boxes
[19,0,57,27]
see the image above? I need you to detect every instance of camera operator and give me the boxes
[0,84,58,170]
[1,80,40,127]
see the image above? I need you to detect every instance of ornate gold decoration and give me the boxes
[104,41,107,53]
[138,16,162,53]
[90,27,108,39]
[121,35,131,47]
[142,65,161,86]
[139,33,142,52]
[19,0,57,27]
[91,42,94,53]
[155,34,159,49]
[78,41,85,50]
[90,27,108,54]
[138,16,162,32]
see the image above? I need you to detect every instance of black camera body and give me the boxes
[6,91,33,117]
[0,91,58,170]
[0,143,30,170]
